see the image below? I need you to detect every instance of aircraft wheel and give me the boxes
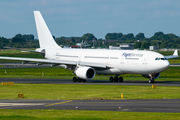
[109,76,114,82]
[119,77,123,82]
[149,79,152,84]
[77,78,81,82]
[149,78,155,84]
[152,79,155,83]
[82,79,87,82]
[72,77,77,82]
[114,76,118,82]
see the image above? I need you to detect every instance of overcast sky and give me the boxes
[0,0,180,39]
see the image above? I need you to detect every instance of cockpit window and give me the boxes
[155,58,159,60]
[161,58,166,60]
[155,57,167,60]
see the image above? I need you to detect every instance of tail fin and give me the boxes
[34,11,60,49]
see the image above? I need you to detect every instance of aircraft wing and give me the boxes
[165,50,179,59]
[0,56,108,68]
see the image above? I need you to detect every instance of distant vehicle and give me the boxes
[0,11,178,83]
[70,45,79,48]
[76,40,91,48]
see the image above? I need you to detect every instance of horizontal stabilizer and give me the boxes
[4,47,41,53]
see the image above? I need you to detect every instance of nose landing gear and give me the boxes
[149,74,155,83]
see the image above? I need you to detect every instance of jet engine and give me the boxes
[142,73,160,79]
[74,67,96,80]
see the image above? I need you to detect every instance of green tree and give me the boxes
[105,33,123,40]
[122,33,134,40]
[167,33,178,39]
[56,37,66,45]
[11,37,25,43]
[71,37,75,43]
[135,33,145,40]
[116,33,123,40]
[22,34,34,40]
[81,33,97,41]
[141,42,151,49]
[151,40,161,46]
[150,31,164,40]
[15,34,22,38]
[160,41,169,48]
[154,31,164,37]
[134,42,142,49]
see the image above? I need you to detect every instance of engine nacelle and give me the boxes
[142,73,161,79]
[74,67,96,80]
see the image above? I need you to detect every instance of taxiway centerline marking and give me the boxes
[45,100,72,107]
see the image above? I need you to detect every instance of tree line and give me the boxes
[0,34,38,49]
[0,32,180,49]
[105,32,180,49]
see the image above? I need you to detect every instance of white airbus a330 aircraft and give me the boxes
[0,11,178,83]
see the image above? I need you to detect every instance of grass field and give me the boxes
[0,83,180,100]
[0,109,180,120]
[0,66,180,81]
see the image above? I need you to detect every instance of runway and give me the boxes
[0,99,179,112]
[0,78,180,86]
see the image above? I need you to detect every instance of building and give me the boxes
[109,46,120,50]
[118,43,135,50]
[109,43,135,50]
[149,46,159,51]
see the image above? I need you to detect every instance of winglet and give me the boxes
[165,50,179,59]
[173,50,178,56]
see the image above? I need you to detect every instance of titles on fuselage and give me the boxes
[122,53,143,58]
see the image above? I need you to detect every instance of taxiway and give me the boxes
[0,78,180,86]
[0,99,179,112]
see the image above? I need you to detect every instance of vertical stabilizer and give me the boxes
[34,11,60,49]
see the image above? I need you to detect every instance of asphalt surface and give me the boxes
[0,99,179,112]
[0,78,180,86]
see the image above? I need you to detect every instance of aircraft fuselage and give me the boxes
[45,48,170,75]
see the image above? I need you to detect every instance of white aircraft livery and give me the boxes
[0,11,179,83]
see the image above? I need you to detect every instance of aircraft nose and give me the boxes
[161,61,170,70]
[150,59,170,73]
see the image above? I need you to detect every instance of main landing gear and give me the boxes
[72,77,87,83]
[109,76,123,82]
